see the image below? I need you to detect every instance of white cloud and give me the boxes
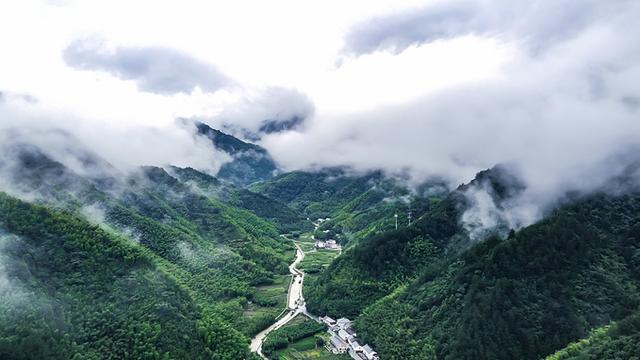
[0,0,639,233]
[63,36,230,94]
[0,98,232,175]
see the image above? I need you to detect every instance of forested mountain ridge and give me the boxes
[0,192,248,359]
[1,126,640,360]
[304,165,640,360]
[304,166,518,318]
[0,134,300,359]
[545,310,640,359]
[169,166,311,233]
[193,121,279,186]
[251,168,449,245]
[336,193,640,359]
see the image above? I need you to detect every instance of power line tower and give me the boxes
[394,214,398,230]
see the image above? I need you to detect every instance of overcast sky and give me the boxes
[1,0,640,201]
[2,0,492,124]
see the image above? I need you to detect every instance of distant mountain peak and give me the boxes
[188,120,279,186]
[458,164,526,202]
[194,121,267,155]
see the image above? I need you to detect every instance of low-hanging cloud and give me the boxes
[263,0,640,231]
[0,97,232,181]
[63,37,230,95]
[205,87,315,141]
[344,0,630,56]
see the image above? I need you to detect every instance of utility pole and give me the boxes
[394,214,398,230]
[408,210,412,227]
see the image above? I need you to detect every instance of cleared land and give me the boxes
[239,274,291,336]
[296,234,340,276]
[267,316,347,360]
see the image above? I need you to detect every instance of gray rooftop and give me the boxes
[363,344,376,354]
[330,335,349,349]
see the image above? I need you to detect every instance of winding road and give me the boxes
[249,241,309,358]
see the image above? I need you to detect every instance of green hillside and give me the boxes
[3,135,640,360]
[251,168,445,245]
[0,142,298,359]
[0,193,248,360]
[352,193,640,359]
[305,194,463,318]
[545,310,640,360]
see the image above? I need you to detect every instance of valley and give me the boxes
[251,222,345,359]
[5,2,640,359]
[1,126,640,360]
[250,240,306,357]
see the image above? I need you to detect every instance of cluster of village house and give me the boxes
[314,238,340,250]
[313,218,342,250]
[320,316,379,360]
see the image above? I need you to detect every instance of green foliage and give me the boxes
[10,145,640,360]
[262,317,325,356]
[354,193,640,360]
[0,192,250,359]
[546,310,640,360]
[197,315,249,360]
[170,165,311,233]
[305,195,460,318]
[251,169,412,223]
[0,155,301,359]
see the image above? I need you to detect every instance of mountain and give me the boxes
[194,121,278,186]
[2,126,640,360]
[169,166,311,233]
[303,166,522,318]
[0,193,246,359]
[222,116,306,142]
[353,192,640,359]
[305,165,640,360]
[545,310,640,360]
[0,133,302,359]
[257,116,305,135]
[251,168,448,244]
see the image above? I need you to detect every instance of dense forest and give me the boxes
[310,192,640,359]
[546,310,640,359]
[0,193,248,359]
[0,139,297,359]
[2,130,640,359]
[300,165,640,360]
[251,168,446,245]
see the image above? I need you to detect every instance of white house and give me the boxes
[321,316,336,326]
[328,335,349,354]
[336,317,351,330]
[326,239,338,248]
[362,344,379,360]
[338,329,354,343]
[350,340,363,352]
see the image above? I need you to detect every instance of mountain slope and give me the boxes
[304,167,515,318]
[194,121,278,186]
[0,193,248,360]
[545,310,640,360]
[0,135,300,357]
[354,192,640,360]
[251,168,445,244]
[304,192,463,318]
[169,166,311,233]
